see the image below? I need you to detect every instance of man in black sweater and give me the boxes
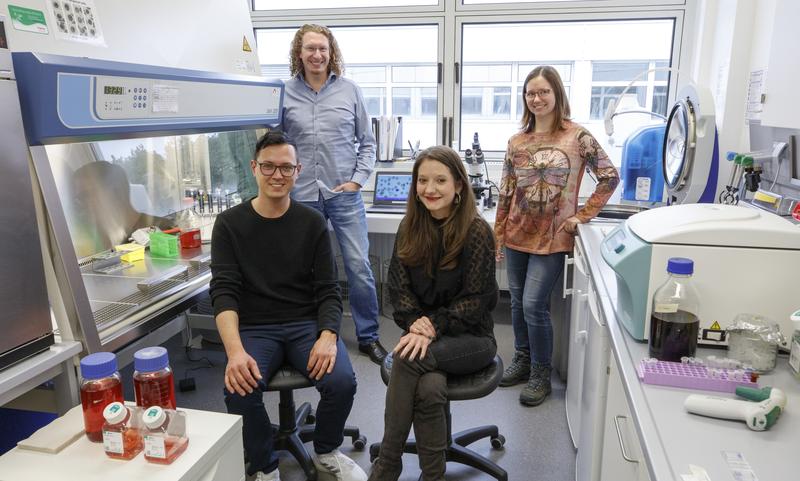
[210,131,367,481]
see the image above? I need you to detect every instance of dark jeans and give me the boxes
[375,334,496,481]
[224,320,357,476]
[505,248,565,367]
[301,191,380,344]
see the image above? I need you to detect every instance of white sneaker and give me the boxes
[314,449,367,481]
[254,470,280,481]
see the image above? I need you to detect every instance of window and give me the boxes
[493,87,511,116]
[421,87,437,117]
[461,88,483,116]
[362,87,386,117]
[255,25,439,150]
[461,19,674,151]
[253,0,437,10]
[392,87,412,116]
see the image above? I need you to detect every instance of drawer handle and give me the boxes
[613,415,639,463]
[563,254,574,298]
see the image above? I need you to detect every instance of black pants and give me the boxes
[371,333,496,481]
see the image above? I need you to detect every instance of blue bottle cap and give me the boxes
[134,346,169,372]
[667,257,694,275]
[80,352,118,380]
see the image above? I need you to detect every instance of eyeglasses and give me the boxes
[302,46,329,55]
[525,88,552,99]
[256,161,297,177]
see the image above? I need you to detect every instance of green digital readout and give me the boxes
[104,85,125,95]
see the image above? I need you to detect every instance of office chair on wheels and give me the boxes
[369,353,508,481]
[266,363,367,480]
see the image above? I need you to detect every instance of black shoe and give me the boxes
[499,350,531,387]
[359,340,388,365]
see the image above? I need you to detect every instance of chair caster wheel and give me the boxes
[306,412,316,424]
[490,434,506,449]
[353,435,367,450]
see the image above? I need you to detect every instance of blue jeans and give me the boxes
[505,248,565,367]
[224,320,357,476]
[301,191,380,345]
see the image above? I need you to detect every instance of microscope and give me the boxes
[464,133,493,210]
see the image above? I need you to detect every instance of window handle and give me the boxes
[454,62,460,84]
[437,62,442,84]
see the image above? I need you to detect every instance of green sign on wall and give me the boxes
[7,4,48,35]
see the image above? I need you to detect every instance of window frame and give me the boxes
[251,2,692,158]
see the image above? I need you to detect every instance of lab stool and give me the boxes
[266,364,367,480]
[369,353,508,481]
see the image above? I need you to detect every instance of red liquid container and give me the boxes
[102,402,143,460]
[142,406,189,464]
[79,352,125,442]
[133,346,176,409]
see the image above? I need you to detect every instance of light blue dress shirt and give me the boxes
[283,73,377,201]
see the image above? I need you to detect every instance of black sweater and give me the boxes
[388,216,497,340]
[209,200,342,333]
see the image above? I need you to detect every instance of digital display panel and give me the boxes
[104,85,125,95]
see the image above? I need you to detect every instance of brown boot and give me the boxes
[413,372,448,481]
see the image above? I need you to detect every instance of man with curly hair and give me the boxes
[282,24,387,366]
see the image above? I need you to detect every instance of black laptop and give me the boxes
[366,171,413,214]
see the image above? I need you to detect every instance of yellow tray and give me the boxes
[114,243,145,263]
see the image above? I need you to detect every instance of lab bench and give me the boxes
[576,222,800,481]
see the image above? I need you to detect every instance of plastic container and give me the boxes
[102,402,143,460]
[727,313,784,373]
[179,228,201,249]
[79,352,125,442]
[149,231,179,257]
[142,406,189,464]
[648,257,700,362]
[115,243,145,263]
[620,124,666,202]
[133,346,176,409]
[789,309,800,380]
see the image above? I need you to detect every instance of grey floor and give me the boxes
[122,294,576,480]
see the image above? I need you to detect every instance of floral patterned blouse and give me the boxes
[494,120,620,255]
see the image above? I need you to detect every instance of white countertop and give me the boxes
[578,222,800,481]
[0,404,244,481]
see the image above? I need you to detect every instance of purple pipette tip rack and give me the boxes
[637,359,758,393]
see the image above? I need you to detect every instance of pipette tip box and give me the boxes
[637,359,758,393]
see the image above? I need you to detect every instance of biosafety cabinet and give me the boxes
[0,0,282,357]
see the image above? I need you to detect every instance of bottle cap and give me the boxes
[80,352,118,380]
[103,402,128,425]
[142,406,167,429]
[667,257,693,275]
[134,346,169,372]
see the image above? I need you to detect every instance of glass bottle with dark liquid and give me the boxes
[648,257,700,361]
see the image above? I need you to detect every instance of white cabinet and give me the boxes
[600,355,652,481]
[575,281,611,481]
[566,240,590,448]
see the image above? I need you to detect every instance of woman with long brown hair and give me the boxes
[495,65,619,406]
[368,146,497,481]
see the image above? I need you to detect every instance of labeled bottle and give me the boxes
[102,402,143,460]
[142,406,189,464]
[788,309,800,379]
[133,346,176,409]
[80,352,125,442]
[648,257,700,362]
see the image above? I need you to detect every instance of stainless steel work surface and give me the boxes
[578,223,800,481]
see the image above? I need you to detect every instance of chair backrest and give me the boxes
[380,353,504,401]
